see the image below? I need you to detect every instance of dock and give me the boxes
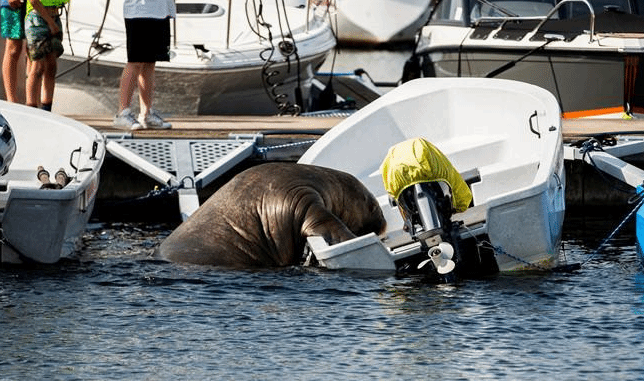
[69,114,644,142]
[67,114,644,221]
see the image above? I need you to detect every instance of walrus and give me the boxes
[156,163,387,267]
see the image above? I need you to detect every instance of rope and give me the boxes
[56,0,114,79]
[248,0,303,115]
[582,191,644,266]
[577,137,634,194]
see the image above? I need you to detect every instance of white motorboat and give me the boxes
[56,0,336,115]
[0,101,105,264]
[299,78,566,276]
[328,0,432,46]
[407,0,644,118]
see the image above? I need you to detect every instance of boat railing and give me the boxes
[224,0,313,49]
[532,0,595,41]
[475,0,596,42]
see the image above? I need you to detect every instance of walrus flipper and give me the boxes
[301,204,356,245]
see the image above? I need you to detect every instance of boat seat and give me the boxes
[471,161,539,204]
[453,204,486,226]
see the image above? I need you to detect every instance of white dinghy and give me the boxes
[0,102,105,264]
[299,78,566,276]
[56,0,336,115]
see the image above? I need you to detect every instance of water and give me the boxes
[1,212,644,380]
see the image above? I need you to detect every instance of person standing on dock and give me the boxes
[1,0,27,103]
[24,0,66,111]
[113,0,176,130]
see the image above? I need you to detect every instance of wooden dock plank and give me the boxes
[561,118,644,142]
[67,114,346,138]
[67,114,644,142]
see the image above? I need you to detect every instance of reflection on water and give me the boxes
[1,214,644,380]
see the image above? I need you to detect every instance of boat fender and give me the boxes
[0,113,17,176]
[401,55,421,83]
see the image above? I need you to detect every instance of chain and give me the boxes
[255,140,317,154]
[479,241,551,271]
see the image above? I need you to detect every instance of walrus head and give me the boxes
[321,168,387,238]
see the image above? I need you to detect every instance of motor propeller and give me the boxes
[418,242,455,274]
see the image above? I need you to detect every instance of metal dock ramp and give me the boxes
[106,135,257,220]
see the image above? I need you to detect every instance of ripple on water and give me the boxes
[0,217,643,380]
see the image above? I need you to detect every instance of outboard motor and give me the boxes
[393,181,458,274]
[382,137,473,276]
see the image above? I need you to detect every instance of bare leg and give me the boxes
[137,62,155,116]
[118,62,142,113]
[40,52,57,105]
[2,39,24,103]
[26,57,45,107]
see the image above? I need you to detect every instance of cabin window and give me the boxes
[588,0,632,13]
[553,0,633,18]
[432,0,469,24]
[469,0,556,20]
[176,3,225,16]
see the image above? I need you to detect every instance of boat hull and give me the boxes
[56,0,336,115]
[333,0,432,45]
[1,175,99,264]
[419,47,635,118]
[57,50,330,115]
[0,102,105,264]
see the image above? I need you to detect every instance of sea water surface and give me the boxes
[1,212,644,380]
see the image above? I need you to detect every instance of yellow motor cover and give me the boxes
[381,137,472,213]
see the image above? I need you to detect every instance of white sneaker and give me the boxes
[139,109,172,129]
[113,108,142,130]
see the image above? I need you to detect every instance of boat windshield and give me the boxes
[431,0,644,24]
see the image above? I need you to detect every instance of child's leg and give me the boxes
[25,57,43,107]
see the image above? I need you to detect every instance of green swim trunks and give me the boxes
[25,10,63,60]
[0,6,26,40]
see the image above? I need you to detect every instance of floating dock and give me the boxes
[68,114,644,221]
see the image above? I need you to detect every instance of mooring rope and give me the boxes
[582,191,644,266]
[577,136,634,194]
[573,136,644,265]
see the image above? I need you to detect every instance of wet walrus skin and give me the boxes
[157,163,387,267]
